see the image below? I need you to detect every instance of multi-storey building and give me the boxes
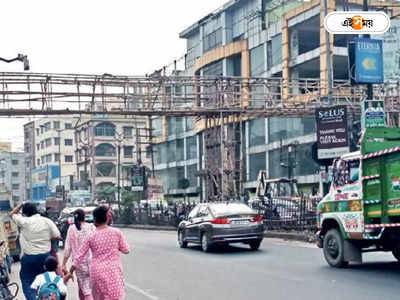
[75,115,149,201]
[151,0,399,201]
[24,117,79,201]
[0,151,26,205]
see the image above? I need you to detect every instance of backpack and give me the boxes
[37,272,61,300]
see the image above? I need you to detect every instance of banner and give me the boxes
[361,99,385,129]
[354,38,384,84]
[316,105,349,159]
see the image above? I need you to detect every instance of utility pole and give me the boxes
[57,130,62,187]
[324,0,333,105]
[117,144,121,214]
[363,0,373,100]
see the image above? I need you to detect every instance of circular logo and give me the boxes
[351,15,364,30]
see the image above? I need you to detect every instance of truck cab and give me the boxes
[317,127,400,267]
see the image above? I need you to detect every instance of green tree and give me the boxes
[97,185,116,203]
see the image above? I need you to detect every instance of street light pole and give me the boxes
[58,130,62,187]
[117,144,121,214]
[0,54,29,70]
[323,0,333,105]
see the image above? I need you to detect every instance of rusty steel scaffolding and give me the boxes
[2,72,400,201]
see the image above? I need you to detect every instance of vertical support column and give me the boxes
[265,118,269,176]
[241,45,250,108]
[282,18,290,100]
[320,0,335,97]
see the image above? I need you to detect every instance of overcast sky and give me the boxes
[0,0,227,151]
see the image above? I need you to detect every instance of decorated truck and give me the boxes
[316,127,400,267]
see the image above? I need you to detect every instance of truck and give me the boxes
[316,127,400,267]
[45,197,66,220]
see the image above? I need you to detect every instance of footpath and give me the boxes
[113,224,317,243]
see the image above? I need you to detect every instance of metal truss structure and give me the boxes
[2,72,400,201]
[2,72,400,118]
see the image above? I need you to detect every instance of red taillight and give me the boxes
[251,216,263,223]
[211,218,230,224]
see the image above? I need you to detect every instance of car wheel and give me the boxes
[249,240,262,251]
[392,244,400,261]
[323,229,348,268]
[178,230,188,248]
[201,232,211,253]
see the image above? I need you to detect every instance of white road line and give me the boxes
[125,282,160,300]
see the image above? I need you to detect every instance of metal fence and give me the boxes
[250,196,320,231]
[115,197,320,231]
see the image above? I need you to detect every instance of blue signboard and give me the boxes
[355,38,384,84]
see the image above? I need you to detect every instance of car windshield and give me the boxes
[209,203,255,216]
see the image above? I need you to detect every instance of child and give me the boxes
[31,256,67,300]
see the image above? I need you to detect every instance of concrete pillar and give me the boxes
[282,19,290,100]
[320,0,335,97]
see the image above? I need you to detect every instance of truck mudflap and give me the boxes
[316,231,323,248]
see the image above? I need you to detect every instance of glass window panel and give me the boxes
[250,44,265,77]
[271,34,282,67]
[152,118,163,138]
[124,146,133,158]
[249,118,265,147]
[96,163,116,177]
[187,164,198,187]
[94,122,116,137]
[95,143,116,157]
[186,136,197,160]
[249,152,266,181]
[176,139,184,162]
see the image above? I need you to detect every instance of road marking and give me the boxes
[125,282,160,300]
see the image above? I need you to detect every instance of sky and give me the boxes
[0,0,228,151]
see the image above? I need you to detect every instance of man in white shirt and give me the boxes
[10,202,61,300]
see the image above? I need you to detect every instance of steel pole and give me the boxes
[58,130,62,187]
[363,0,373,100]
[324,0,333,105]
[117,144,121,213]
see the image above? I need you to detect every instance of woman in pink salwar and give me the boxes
[67,206,130,300]
[62,209,95,300]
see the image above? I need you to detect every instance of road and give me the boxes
[121,229,400,300]
[9,229,400,300]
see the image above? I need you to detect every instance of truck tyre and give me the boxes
[323,229,348,268]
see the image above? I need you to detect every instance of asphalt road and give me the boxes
[9,229,400,300]
[120,229,400,300]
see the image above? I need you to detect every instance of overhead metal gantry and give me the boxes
[1,72,399,118]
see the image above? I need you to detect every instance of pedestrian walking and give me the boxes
[62,209,95,300]
[65,206,130,300]
[9,202,61,300]
[31,256,67,300]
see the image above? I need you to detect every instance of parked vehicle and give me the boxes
[177,202,264,252]
[317,127,400,267]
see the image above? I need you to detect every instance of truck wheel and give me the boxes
[323,229,348,268]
